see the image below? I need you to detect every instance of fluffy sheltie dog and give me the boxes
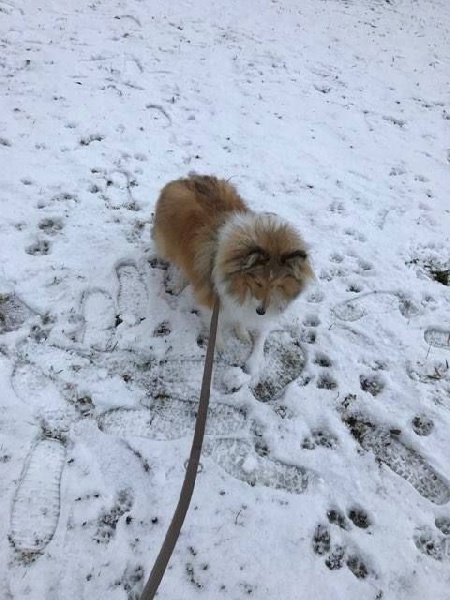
[152,174,314,371]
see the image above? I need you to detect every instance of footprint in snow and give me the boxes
[11,361,74,425]
[80,289,116,351]
[9,438,66,560]
[98,400,311,495]
[97,400,248,441]
[250,330,307,403]
[411,415,435,437]
[342,413,450,505]
[312,512,375,580]
[318,254,373,284]
[75,263,148,351]
[25,239,51,256]
[38,216,64,235]
[414,517,450,561]
[424,328,450,350]
[302,428,339,450]
[203,438,312,494]
[332,290,418,322]
[116,261,148,325]
[359,373,385,397]
[0,293,36,333]
[94,489,134,543]
[150,357,205,398]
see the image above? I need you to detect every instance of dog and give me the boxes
[152,174,314,372]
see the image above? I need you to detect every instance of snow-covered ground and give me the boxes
[1,0,450,598]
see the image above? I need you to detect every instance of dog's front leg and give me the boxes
[245,327,268,375]
[165,266,188,296]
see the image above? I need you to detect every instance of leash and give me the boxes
[140,300,220,600]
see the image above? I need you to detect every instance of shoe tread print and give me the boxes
[424,328,450,350]
[98,402,311,495]
[10,438,65,557]
[344,414,450,505]
[203,438,311,494]
[116,262,148,325]
[12,361,66,412]
[98,400,248,441]
[331,290,417,322]
[251,330,306,403]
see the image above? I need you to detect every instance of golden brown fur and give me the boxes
[152,174,314,325]
[153,175,247,308]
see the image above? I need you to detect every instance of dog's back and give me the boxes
[152,175,248,307]
[183,175,247,215]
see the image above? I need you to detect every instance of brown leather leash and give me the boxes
[140,300,220,600]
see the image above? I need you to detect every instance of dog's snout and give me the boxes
[256,306,266,316]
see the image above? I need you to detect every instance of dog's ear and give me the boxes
[282,249,314,281]
[241,246,269,270]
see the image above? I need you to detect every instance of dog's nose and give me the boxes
[256,306,266,316]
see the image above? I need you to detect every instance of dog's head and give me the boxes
[215,213,314,317]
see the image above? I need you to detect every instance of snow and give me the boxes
[1,0,450,598]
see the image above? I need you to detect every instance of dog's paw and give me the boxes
[245,351,264,377]
[164,267,188,296]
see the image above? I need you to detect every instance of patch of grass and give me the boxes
[429,269,449,286]
[407,258,449,286]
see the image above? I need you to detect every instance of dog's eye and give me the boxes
[281,250,308,264]
[253,280,263,288]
